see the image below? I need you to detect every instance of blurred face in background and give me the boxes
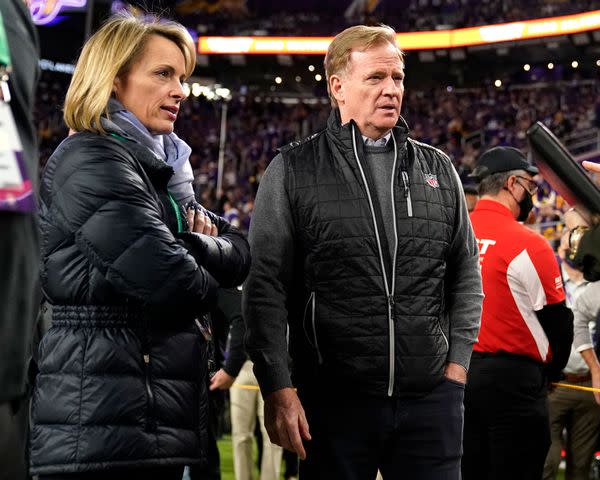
[465,192,479,213]
[330,42,404,140]
[113,34,186,134]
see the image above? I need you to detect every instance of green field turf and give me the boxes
[216,435,567,480]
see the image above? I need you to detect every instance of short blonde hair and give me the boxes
[64,12,196,134]
[325,25,403,107]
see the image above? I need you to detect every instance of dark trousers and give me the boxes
[39,466,184,480]
[298,377,465,480]
[543,379,600,480]
[283,449,299,478]
[462,353,551,480]
[0,399,29,480]
[189,390,223,480]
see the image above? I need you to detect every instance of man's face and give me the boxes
[330,42,404,140]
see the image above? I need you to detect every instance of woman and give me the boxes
[29,13,250,480]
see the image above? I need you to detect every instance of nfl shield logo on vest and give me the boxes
[424,173,439,188]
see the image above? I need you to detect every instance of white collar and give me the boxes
[362,131,392,146]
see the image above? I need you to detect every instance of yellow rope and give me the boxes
[233,383,600,393]
[232,384,261,390]
[231,385,298,391]
[552,382,600,393]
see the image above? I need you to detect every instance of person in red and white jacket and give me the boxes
[462,146,573,480]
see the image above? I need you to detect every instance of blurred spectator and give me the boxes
[36,74,597,233]
[544,209,600,480]
[0,1,40,479]
[174,0,600,36]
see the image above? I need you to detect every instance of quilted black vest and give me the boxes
[281,110,458,397]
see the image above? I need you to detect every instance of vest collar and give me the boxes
[326,108,410,152]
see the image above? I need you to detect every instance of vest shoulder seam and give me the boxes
[408,138,452,165]
[278,129,326,154]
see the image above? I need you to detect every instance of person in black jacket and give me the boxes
[0,1,40,479]
[209,286,283,480]
[563,160,600,283]
[243,24,483,479]
[29,13,250,480]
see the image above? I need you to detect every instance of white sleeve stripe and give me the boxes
[507,249,549,361]
[508,249,548,310]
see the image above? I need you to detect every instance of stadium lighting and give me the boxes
[191,83,201,97]
[547,62,554,69]
[215,87,231,99]
[275,76,282,84]
[523,64,531,71]
[308,65,315,72]
[199,10,600,54]
[494,79,502,87]
[597,60,600,67]
[295,76,301,82]
[572,60,579,68]
[315,74,322,81]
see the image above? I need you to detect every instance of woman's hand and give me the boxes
[187,207,218,236]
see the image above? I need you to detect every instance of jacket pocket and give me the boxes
[437,318,449,354]
[303,291,323,364]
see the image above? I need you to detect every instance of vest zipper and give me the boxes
[401,170,413,217]
[351,125,398,397]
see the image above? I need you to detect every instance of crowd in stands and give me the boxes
[34,71,600,236]
[176,0,600,36]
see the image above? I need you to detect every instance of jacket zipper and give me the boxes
[351,125,398,396]
[142,350,156,432]
[195,318,209,433]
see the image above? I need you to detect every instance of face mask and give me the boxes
[517,193,534,222]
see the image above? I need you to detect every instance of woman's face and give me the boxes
[113,34,187,135]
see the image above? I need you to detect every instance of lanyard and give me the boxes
[0,11,12,102]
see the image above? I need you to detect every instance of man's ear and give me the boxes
[506,175,516,191]
[329,74,344,106]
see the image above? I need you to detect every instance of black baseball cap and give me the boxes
[469,146,538,180]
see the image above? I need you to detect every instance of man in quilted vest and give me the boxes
[244,24,483,479]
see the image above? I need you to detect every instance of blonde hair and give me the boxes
[64,12,196,134]
[324,24,403,107]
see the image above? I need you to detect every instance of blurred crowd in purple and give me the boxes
[35,72,600,235]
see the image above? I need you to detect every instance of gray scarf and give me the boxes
[104,98,195,204]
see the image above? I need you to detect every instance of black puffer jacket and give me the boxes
[30,132,250,475]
